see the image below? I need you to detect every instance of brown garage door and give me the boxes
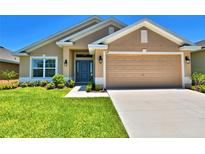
[106,54,182,89]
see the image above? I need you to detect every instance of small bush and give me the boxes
[68,80,75,88]
[95,85,103,91]
[40,80,48,87]
[57,83,65,89]
[52,74,66,86]
[200,85,205,93]
[47,82,55,90]
[0,82,19,90]
[26,81,34,87]
[86,84,92,92]
[192,72,205,86]
[19,82,28,88]
[1,70,18,81]
[33,81,41,87]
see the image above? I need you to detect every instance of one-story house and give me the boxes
[15,16,201,89]
[0,46,19,79]
[191,40,205,74]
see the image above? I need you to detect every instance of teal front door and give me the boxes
[76,60,93,83]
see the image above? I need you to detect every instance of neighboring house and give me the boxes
[15,16,201,89]
[191,40,205,73]
[0,46,19,79]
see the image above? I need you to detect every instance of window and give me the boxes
[32,57,57,78]
[108,26,115,34]
[141,30,148,43]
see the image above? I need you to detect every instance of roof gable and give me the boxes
[92,18,193,46]
[56,18,126,47]
[16,16,102,53]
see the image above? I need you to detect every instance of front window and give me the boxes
[32,57,57,78]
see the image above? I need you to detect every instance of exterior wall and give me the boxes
[0,62,19,79]
[109,27,180,52]
[94,50,105,86]
[70,26,119,50]
[19,56,30,77]
[191,50,205,73]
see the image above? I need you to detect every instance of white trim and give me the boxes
[103,51,106,89]
[0,58,19,64]
[88,44,108,54]
[56,41,74,47]
[180,46,202,51]
[106,51,185,88]
[141,29,148,43]
[30,56,58,79]
[95,77,104,85]
[108,51,183,55]
[184,76,192,85]
[93,18,192,46]
[19,77,53,82]
[181,52,185,88]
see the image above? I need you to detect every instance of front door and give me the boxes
[76,60,93,83]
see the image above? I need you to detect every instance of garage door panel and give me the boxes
[106,54,182,89]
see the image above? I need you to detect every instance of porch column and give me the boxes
[63,47,71,81]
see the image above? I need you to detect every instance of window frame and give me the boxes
[108,26,115,35]
[30,56,58,78]
[140,29,148,43]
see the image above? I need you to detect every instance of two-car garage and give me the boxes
[106,53,183,89]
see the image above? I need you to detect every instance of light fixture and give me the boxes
[99,55,103,64]
[185,56,191,64]
[64,59,68,66]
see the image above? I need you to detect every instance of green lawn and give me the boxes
[0,87,128,138]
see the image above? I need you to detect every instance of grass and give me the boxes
[0,87,128,138]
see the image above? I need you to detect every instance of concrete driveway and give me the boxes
[107,89,205,138]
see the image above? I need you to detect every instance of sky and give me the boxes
[0,15,205,51]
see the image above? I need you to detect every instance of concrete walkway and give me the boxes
[108,89,205,138]
[65,86,109,98]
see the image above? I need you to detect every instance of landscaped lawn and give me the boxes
[0,87,128,138]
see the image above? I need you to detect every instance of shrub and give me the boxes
[40,80,48,87]
[26,81,34,87]
[86,80,93,92]
[0,82,19,90]
[52,74,66,86]
[1,70,18,81]
[68,80,75,88]
[200,85,205,93]
[86,84,92,92]
[33,81,41,87]
[57,83,65,89]
[19,82,28,88]
[192,72,205,86]
[95,85,103,91]
[47,82,55,90]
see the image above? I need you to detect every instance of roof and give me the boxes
[56,18,126,46]
[16,16,102,53]
[196,40,205,47]
[91,18,193,46]
[0,46,19,64]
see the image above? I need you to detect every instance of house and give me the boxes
[0,46,19,79]
[191,40,205,73]
[15,16,201,89]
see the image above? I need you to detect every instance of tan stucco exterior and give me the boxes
[109,27,180,52]
[191,50,205,73]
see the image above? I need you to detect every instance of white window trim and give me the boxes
[141,30,148,43]
[104,51,185,89]
[30,56,58,79]
[108,26,115,35]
